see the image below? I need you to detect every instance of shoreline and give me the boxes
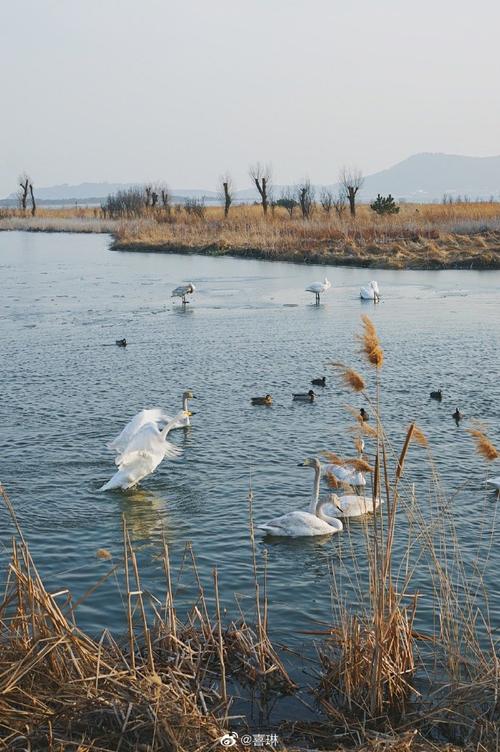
[1,215,500,270]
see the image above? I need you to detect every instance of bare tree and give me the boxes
[29,181,36,216]
[333,189,347,218]
[320,188,334,215]
[218,173,234,218]
[296,180,315,219]
[160,185,171,217]
[249,163,272,216]
[18,174,30,212]
[339,166,364,217]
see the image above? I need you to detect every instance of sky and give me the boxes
[1,0,500,196]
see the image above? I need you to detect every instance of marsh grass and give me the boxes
[1,202,500,269]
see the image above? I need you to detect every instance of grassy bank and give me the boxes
[2,203,500,269]
[1,318,498,751]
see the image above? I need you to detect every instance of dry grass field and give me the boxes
[1,201,500,268]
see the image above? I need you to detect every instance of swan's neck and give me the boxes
[182,395,189,411]
[308,465,321,514]
[316,498,343,530]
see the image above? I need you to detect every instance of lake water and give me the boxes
[1,231,499,698]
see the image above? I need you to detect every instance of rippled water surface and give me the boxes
[1,231,499,674]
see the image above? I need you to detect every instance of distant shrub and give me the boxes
[184,197,206,219]
[370,194,400,215]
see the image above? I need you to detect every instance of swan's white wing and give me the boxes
[116,431,182,466]
[100,452,159,491]
[108,408,172,452]
[322,494,382,518]
[324,464,366,486]
[306,282,322,293]
[486,476,500,489]
[258,510,335,537]
[360,286,375,300]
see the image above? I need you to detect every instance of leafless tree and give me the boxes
[333,189,347,218]
[18,174,30,212]
[249,162,272,216]
[29,181,36,216]
[296,180,315,219]
[339,166,364,217]
[160,185,171,216]
[320,188,334,215]
[218,173,234,218]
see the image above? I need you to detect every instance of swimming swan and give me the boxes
[360,280,380,302]
[306,277,331,304]
[100,411,185,491]
[108,391,196,454]
[486,476,500,491]
[322,493,382,518]
[323,463,367,487]
[257,458,343,537]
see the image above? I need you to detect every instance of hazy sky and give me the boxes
[1,0,499,195]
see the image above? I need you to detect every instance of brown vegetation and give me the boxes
[1,201,500,269]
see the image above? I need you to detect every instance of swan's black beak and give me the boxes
[298,462,305,467]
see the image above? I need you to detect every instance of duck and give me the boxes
[293,389,316,402]
[360,408,369,422]
[311,376,326,387]
[172,283,196,305]
[251,394,273,406]
[305,277,331,304]
[116,338,127,347]
[257,458,343,537]
[452,408,463,425]
[360,280,380,302]
[430,389,442,401]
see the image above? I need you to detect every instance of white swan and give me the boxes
[322,493,382,518]
[486,476,500,490]
[108,391,196,454]
[100,411,185,491]
[323,463,366,487]
[360,280,380,301]
[257,458,343,537]
[172,283,196,305]
[305,277,331,304]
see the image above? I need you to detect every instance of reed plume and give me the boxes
[467,425,499,461]
[411,424,428,447]
[329,362,366,392]
[359,315,384,368]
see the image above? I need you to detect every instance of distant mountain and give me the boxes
[3,154,500,204]
[358,153,500,201]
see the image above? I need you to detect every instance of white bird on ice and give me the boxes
[360,280,380,302]
[305,277,331,304]
[172,283,196,305]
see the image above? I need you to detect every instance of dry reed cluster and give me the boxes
[1,201,500,269]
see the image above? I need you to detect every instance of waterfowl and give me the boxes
[172,283,196,305]
[293,389,316,402]
[305,277,331,304]
[100,411,185,491]
[452,408,463,424]
[360,408,369,421]
[430,389,442,401]
[251,394,273,406]
[257,458,343,537]
[116,338,127,347]
[324,463,367,488]
[360,280,380,302]
[486,476,500,491]
[311,376,326,387]
[108,391,197,454]
[323,493,383,518]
